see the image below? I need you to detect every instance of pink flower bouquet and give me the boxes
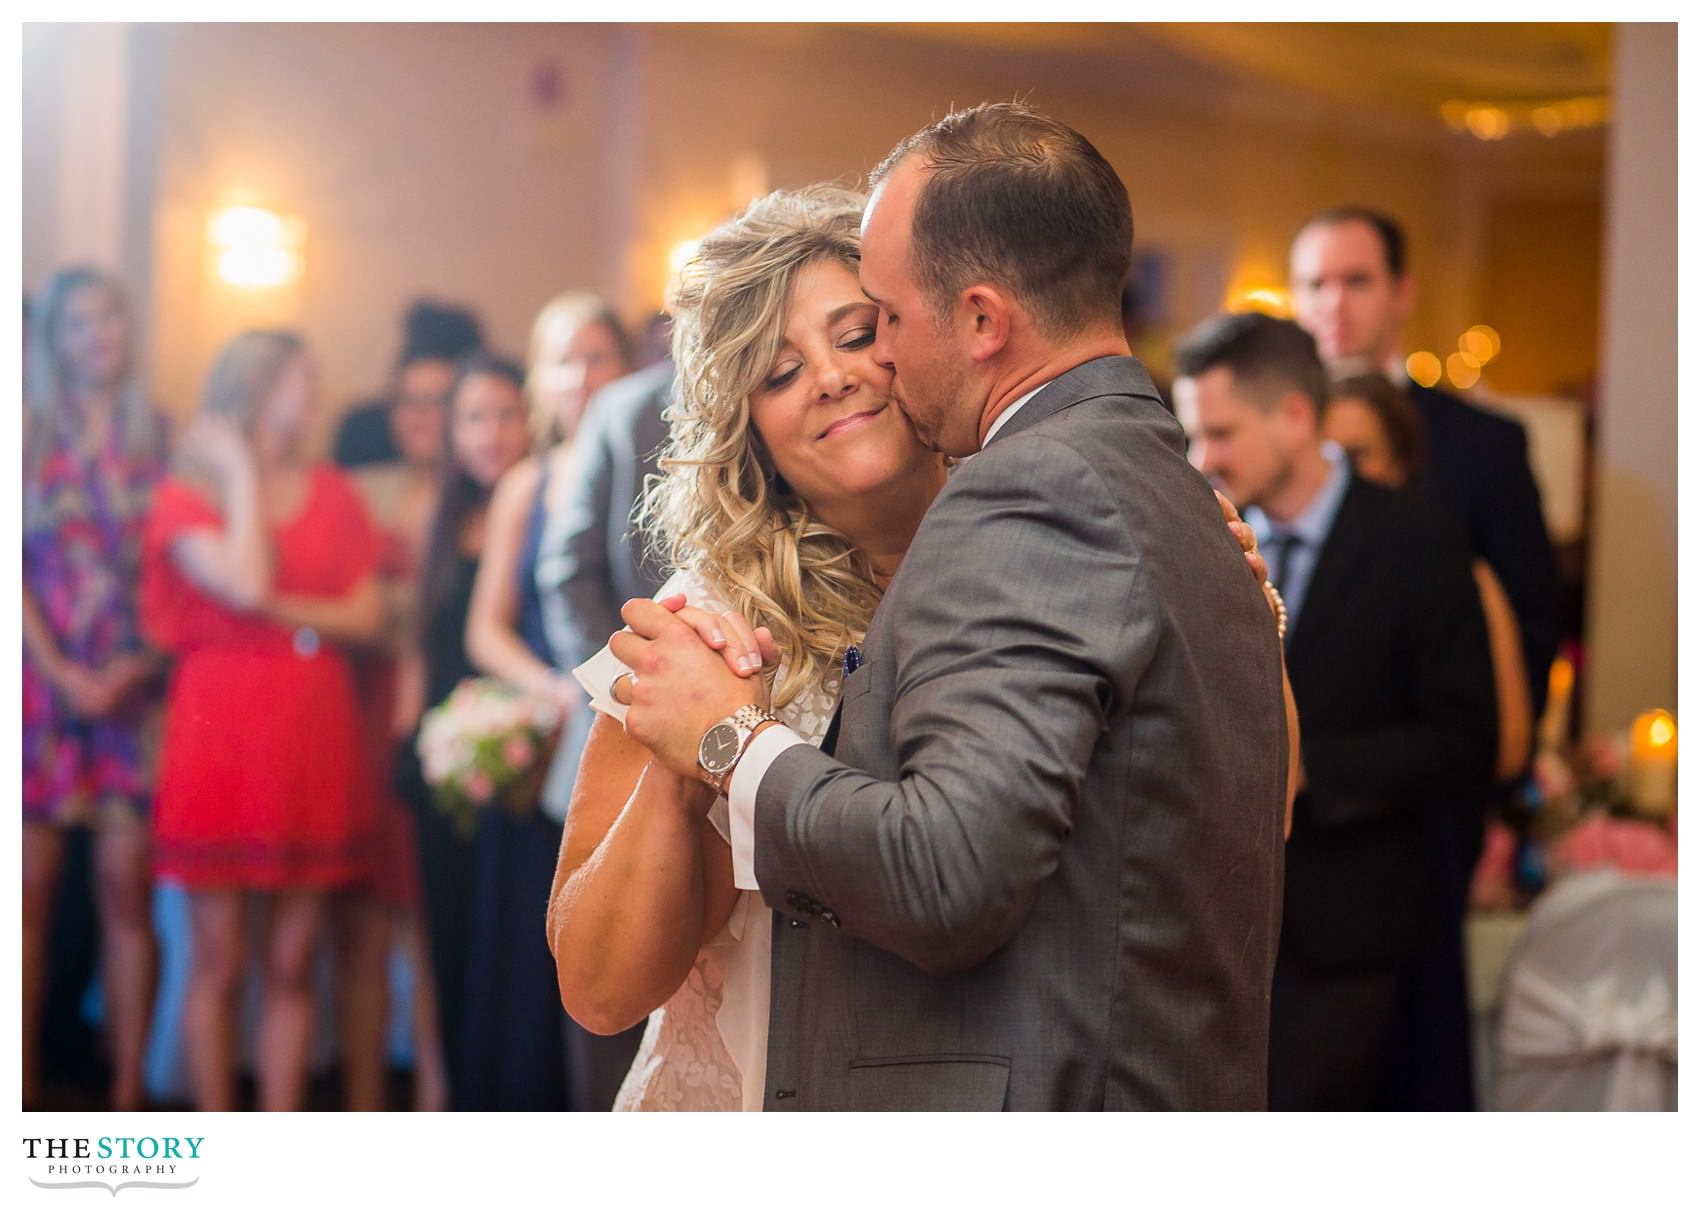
[417,677,561,835]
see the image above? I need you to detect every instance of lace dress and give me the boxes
[573,566,839,1111]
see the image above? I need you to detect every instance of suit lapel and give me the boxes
[1284,476,1373,669]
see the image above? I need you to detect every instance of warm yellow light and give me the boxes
[1440,101,1471,131]
[1570,97,1605,126]
[210,205,301,288]
[1465,107,1510,141]
[211,206,285,247]
[1460,330,1495,363]
[1406,351,1443,388]
[218,247,295,288]
[1629,709,1677,815]
[1466,324,1502,362]
[1548,655,1575,702]
[668,239,701,276]
[1226,286,1291,317]
[1532,107,1564,137]
[1446,352,1481,389]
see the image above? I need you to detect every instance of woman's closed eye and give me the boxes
[836,327,875,351]
[763,362,801,392]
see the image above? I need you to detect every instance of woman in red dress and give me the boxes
[140,329,385,1111]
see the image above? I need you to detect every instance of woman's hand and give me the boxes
[1215,490,1268,585]
[183,415,254,486]
[52,659,114,718]
[658,595,777,701]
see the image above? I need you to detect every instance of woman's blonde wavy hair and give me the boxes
[640,185,885,709]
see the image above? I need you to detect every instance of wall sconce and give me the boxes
[1224,285,1291,317]
[209,205,304,288]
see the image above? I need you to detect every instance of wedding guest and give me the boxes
[395,354,547,1109]
[140,330,385,1111]
[1323,371,1532,781]
[23,265,170,1110]
[459,293,637,1110]
[1288,208,1558,722]
[1322,367,1532,1111]
[333,300,483,469]
[1173,310,1497,1110]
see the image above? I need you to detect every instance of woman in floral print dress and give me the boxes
[22,266,170,1110]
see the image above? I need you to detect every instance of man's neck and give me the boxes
[978,330,1130,445]
[1257,445,1334,526]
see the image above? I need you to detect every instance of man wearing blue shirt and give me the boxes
[1174,311,1498,1109]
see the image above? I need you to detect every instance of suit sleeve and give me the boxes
[1299,513,1499,830]
[1472,421,1562,721]
[535,400,624,672]
[751,439,1153,976]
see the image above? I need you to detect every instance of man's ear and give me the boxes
[1278,389,1321,439]
[958,283,1014,365]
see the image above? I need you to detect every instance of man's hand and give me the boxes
[609,598,767,781]
[1216,490,1267,585]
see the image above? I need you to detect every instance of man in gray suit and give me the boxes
[533,358,672,1109]
[612,103,1288,1109]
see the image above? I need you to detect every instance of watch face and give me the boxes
[699,722,742,774]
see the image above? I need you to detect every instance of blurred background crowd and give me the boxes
[20,22,1675,1113]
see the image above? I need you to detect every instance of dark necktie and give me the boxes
[1266,532,1303,600]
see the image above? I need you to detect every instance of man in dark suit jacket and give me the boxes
[1290,207,1558,1107]
[1288,207,1559,723]
[610,103,1288,1110]
[1174,311,1499,1109]
[531,359,672,1110]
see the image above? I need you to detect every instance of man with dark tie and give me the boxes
[1174,311,1498,1109]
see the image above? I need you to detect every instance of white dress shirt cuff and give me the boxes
[727,723,807,891]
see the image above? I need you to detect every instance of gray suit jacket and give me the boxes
[536,360,673,816]
[754,356,1288,1110]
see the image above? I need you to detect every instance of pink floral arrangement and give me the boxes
[417,677,560,835]
[1550,811,1678,878]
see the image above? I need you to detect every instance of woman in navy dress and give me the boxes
[462,293,640,1109]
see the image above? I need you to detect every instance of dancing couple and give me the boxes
[548,102,1296,1111]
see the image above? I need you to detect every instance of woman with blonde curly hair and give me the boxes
[547,186,1273,1111]
[547,185,946,1110]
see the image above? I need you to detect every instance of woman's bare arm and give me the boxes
[547,713,740,1035]
[1474,560,1533,781]
[465,457,567,702]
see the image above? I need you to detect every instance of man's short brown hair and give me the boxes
[871,102,1133,339]
[1173,311,1329,416]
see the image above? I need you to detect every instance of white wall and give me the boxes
[1583,23,1678,730]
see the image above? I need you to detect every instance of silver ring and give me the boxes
[609,671,636,703]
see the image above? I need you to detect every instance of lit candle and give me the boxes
[1540,655,1575,750]
[1629,709,1677,815]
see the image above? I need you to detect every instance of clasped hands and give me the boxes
[609,596,778,783]
[608,491,1268,784]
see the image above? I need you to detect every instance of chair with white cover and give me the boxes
[1491,869,1676,1111]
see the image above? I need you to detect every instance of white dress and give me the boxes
[572,567,839,1111]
